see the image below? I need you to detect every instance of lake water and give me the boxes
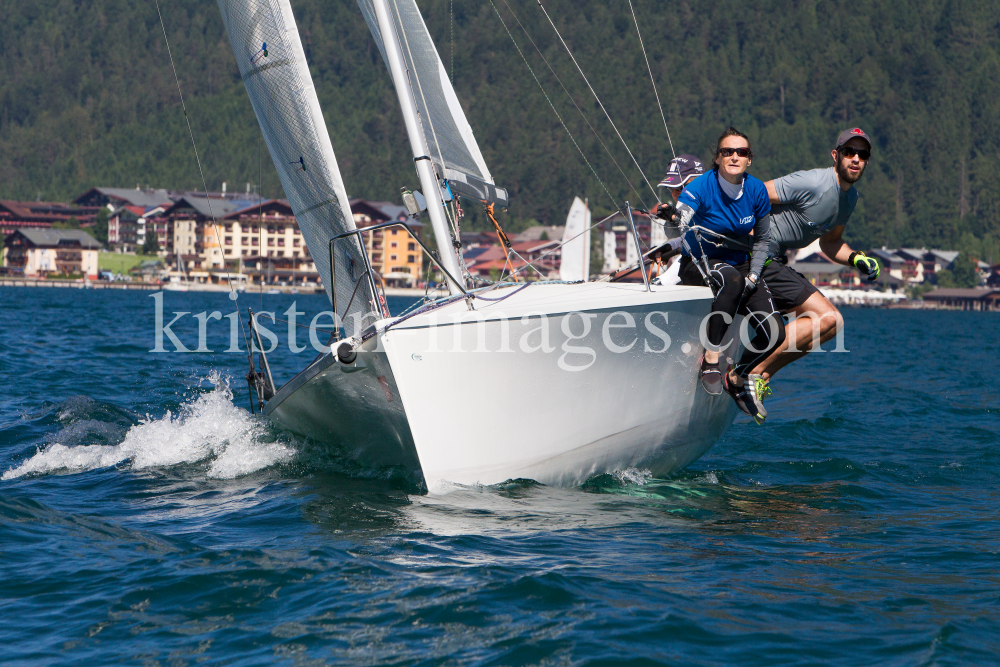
[1,287,998,665]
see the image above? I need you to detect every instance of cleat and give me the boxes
[726,374,767,424]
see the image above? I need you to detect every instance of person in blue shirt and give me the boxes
[653,127,784,424]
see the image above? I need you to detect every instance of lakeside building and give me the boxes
[870,247,964,283]
[463,239,561,279]
[74,187,174,210]
[350,199,424,287]
[107,204,168,252]
[220,200,319,287]
[0,200,100,235]
[599,210,657,274]
[5,184,991,292]
[2,228,102,279]
[161,196,255,265]
[922,288,1000,311]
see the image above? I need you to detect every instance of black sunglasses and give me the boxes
[718,147,751,158]
[839,146,871,160]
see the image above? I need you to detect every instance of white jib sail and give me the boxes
[559,197,590,282]
[218,0,378,335]
[356,0,507,207]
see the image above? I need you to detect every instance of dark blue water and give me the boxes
[1,287,998,665]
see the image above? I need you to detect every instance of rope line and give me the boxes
[487,0,619,210]
[153,0,249,342]
[497,0,647,210]
[535,0,660,204]
[627,0,674,158]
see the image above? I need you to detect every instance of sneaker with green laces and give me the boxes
[725,374,768,425]
[748,374,772,401]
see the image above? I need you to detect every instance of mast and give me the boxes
[371,0,465,294]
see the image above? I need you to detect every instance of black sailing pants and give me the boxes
[678,256,786,376]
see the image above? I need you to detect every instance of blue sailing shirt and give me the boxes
[678,170,771,266]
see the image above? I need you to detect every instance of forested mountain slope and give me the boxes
[1,0,998,260]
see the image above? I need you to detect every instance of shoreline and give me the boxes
[2,278,993,310]
[0,278,430,297]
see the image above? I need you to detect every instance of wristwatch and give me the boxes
[747,272,759,285]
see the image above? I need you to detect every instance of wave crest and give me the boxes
[3,374,294,481]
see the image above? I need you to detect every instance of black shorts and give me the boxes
[760,261,819,312]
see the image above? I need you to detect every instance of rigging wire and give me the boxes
[258,134,264,313]
[507,211,616,279]
[497,0,648,210]
[535,0,660,204]
[152,0,248,336]
[627,0,674,158]
[487,0,620,211]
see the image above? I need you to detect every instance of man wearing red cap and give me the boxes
[748,128,881,395]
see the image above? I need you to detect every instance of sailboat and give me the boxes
[163,249,191,291]
[559,197,590,283]
[217,0,736,492]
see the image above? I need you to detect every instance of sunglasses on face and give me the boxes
[839,147,871,160]
[718,147,751,158]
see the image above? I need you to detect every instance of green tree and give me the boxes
[950,254,980,288]
[93,208,109,244]
[142,231,160,255]
[2,0,1000,256]
[52,216,80,230]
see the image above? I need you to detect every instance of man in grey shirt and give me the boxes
[749,128,881,389]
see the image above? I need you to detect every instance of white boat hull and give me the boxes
[266,282,738,492]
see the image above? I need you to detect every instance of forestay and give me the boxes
[356,0,508,207]
[559,197,591,282]
[218,0,378,335]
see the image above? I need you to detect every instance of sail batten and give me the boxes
[218,0,378,335]
[356,0,508,207]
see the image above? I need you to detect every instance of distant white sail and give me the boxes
[356,0,507,207]
[559,197,590,282]
[218,0,377,334]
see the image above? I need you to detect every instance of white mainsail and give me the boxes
[218,0,378,334]
[559,197,591,282]
[356,0,507,207]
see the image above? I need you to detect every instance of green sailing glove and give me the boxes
[850,251,880,282]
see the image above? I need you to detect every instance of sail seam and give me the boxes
[242,59,292,80]
[299,198,337,215]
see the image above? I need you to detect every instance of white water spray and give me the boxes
[3,374,293,481]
